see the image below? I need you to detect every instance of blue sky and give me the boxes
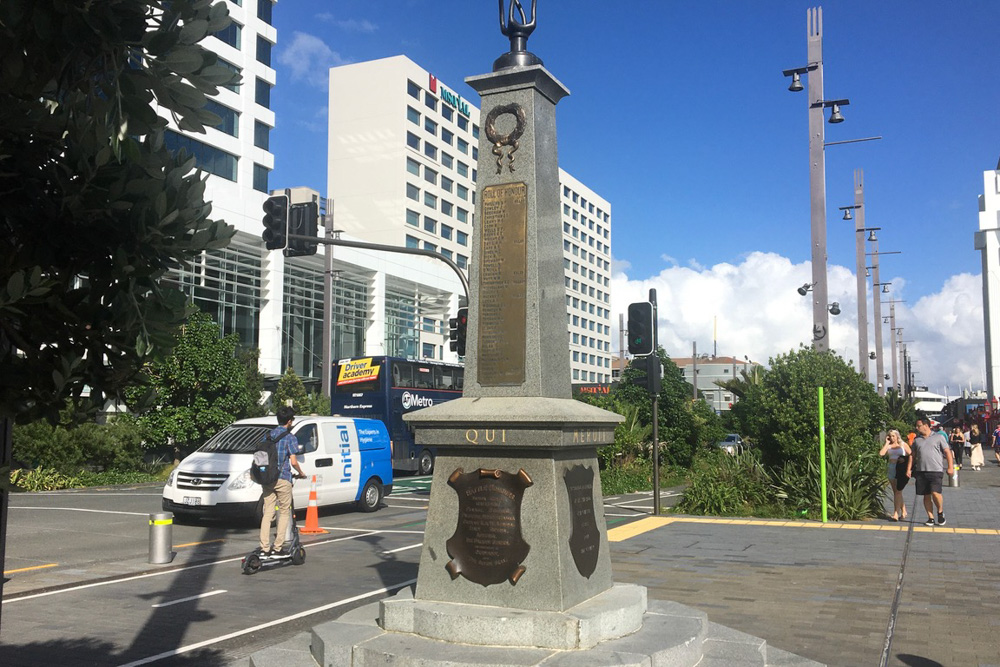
[266,1,999,393]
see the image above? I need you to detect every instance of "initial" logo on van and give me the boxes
[338,425,352,483]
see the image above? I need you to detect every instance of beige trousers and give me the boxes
[259,478,293,551]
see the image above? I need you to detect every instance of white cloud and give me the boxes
[610,252,984,395]
[278,32,348,89]
[316,14,378,33]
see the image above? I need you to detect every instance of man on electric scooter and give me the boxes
[257,406,305,557]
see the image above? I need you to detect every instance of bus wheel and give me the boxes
[357,478,384,512]
[418,450,434,476]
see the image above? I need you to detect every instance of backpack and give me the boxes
[250,428,288,486]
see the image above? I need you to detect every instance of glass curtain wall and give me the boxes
[283,258,324,380]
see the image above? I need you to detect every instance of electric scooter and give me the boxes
[241,474,307,575]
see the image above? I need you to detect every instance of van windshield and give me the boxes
[199,425,272,453]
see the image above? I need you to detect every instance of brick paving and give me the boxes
[609,463,1000,666]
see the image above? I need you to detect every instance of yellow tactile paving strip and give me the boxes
[606,516,1000,542]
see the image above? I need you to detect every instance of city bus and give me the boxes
[330,356,464,475]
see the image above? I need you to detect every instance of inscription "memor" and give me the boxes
[571,429,614,443]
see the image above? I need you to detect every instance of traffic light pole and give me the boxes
[285,234,470,297]
[649,288,660,516]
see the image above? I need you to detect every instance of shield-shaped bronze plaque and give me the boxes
[445,467,533,586]
[564,464,600,578]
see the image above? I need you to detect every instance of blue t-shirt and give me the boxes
[269,426,301,482]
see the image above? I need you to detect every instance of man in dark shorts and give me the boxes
[906,416,954,526]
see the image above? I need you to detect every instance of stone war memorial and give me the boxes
[243,2,823,665]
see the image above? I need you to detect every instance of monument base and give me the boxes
[240,585,825,667]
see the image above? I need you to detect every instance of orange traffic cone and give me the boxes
[299,474,328,534]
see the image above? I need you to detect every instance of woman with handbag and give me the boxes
[880,429,911,522]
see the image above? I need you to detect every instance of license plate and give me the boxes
[183,496,201,506]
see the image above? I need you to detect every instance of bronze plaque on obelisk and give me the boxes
[477,182,527,386]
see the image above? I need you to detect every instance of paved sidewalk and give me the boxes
[609,463,1000,667]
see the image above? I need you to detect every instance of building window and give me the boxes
[165,130,237,181]
[456,207,468,223]
[472,124,480,139]
[406,183,419,201]
[456,184,469,200]
[441,152,453,169]
[422,342,436,360]
[256,35,272,67]
[441,128,454,145]
[423,241,436,252]
[441,224,453,240]
[219,59,241,92]
[441,248,453,260]
[424,167,437,185]
[423,216,436,233]
[472,146,478,160]
[255,78,270,107]
[406,209,419,226]
[424,143,437,160]
[406,157,420,176]
[424,93,437,111]
[254,121,270,150]
[457,138,468,154]
[441,176,453,192]
[441,200,453,216]
[406,132,420,150]
[407,106,420,124]
[456,162,468,177]
[424,117,437,135]
[405,235,419,248]
[456,254,468,269]
[407,79,420,99]
[457,231,468,246]
[204,99,238,137]
[441,105,453,122]
[213,22,241,49]
[257,0,273,24]
[423,192,437,209]
[457,115,469,131]
[252,163,268,192]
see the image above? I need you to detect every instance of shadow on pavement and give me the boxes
[0,637,225,667]
[895,655,944,667]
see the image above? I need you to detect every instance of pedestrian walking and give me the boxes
[993,424,1000,466]
[907,416,954,526]
[879,429,910,521]
[949,427,965,468]
[969,423,985,471]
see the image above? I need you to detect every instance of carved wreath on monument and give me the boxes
[485,102,526,174]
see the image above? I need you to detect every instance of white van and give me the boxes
[162,416,393,521]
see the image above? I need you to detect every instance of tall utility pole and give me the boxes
[852,169,869,379]
[806,7,830,353]
[870,237,886,396]
[883,300,904,393]
[321,199,335,398]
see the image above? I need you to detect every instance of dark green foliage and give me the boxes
[884,389,917,436]
[0,0,238,422]
[273,368,308,412]
[13,414,145,472]
[731,347,887,467]
[124,311,259,459]
[677,449,783,517]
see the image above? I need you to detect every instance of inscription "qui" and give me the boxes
[465,429,507,445]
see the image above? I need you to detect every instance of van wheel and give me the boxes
[418,450,434,476]
[357,479,383,512]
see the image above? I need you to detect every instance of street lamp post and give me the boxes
[784,7,850,353]
[839,168,868,380]
[882,300,904,393]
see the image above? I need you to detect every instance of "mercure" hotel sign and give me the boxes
[429,74,470,117]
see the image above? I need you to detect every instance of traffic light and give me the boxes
[455,307,468,356]
[285,201,319,257]
[627,301,655,356]
[262,195,289,250]
[631,354,662,395]
[449,315,460,352]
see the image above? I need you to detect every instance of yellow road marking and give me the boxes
[607,516,1000,540]
[172,538,226,549]
[4,563,58,575]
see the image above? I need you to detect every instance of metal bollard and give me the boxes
[149,512,174,564]
[950,468,960,488]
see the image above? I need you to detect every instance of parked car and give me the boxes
[715,433,744,455]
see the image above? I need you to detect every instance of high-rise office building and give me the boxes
[328,55,614,383]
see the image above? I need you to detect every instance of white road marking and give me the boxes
[117,578,418,666]
[151,590,227,608]
[382,543,422,554]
